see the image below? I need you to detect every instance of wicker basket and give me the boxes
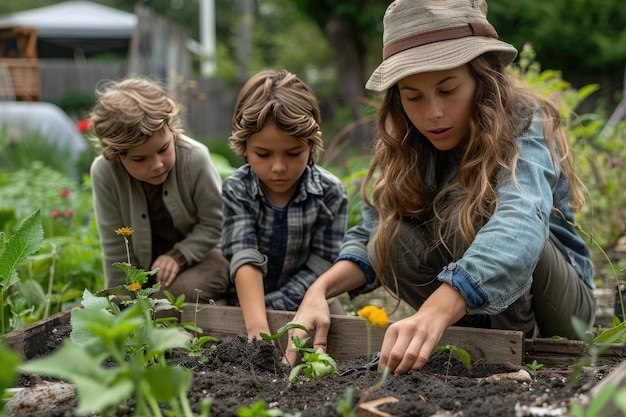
[0,58,41,101]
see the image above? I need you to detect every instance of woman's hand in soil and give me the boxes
[379,283,467,375]
[151,254,181,287]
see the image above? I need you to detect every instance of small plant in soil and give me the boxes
[287,334,338,383]
[235,400,301,417]
[334,387,356,417]
[434,344,471,380]
[259,322,338,384]
[525,359,544,376]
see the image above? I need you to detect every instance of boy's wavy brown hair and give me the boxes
[229,69,323,165]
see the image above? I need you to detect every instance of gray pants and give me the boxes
[368,221,596,339]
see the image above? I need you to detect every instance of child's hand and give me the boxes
[151,255,181,287]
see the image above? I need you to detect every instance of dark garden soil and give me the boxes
[9,321,615,417]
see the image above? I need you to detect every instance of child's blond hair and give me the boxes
[91,77,182,161]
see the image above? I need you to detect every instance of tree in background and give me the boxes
[2,0,624,119]
[488,0,626,112]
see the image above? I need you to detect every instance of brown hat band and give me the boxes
[383,22,498,60]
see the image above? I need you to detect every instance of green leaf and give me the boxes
[289,364,307,383]
[586,382,617,416]
[454,348,471,371]
[70,303,143,348]
[144,324,191,355]
[594,321,626,344]
[614,386,626,413]
[144,365,192,402]
[260,322,307,341]
[80,289,112,311]
[0,209,43,285]
[570,316,594,344]
[18,338,131,415]
[0,342,21,393]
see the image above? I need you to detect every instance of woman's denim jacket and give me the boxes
[338,114,594,315]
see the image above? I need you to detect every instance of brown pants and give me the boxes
[152,247,231,304]
[368,221,596,339]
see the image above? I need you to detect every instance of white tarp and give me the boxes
[0,1,137,39]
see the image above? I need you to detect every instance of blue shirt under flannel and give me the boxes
[221,164,348,311]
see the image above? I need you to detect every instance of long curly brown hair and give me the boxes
[364,52,584,281]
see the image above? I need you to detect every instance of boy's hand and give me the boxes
[151,255,180,287]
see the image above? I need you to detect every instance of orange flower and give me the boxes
[126,282,141,291]
[115,227,133,236]
[357,305,389,328]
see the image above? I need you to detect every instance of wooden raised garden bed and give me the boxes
[3,304,626,417]
[4,304,625,367]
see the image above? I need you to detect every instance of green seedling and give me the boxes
[570,315,626,385]
[434,344,471,379]
[525,360,544,376]
[184,336,218,364]
[335,387,356,417]
[235,400,301,417]
[259,322,307,358]
[288,335,337,383]
[260,323,337,383]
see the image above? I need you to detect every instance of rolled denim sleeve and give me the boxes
[439,116,557,315]
[336,205,381,298]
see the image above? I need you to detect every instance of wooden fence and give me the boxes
[38,60,237,140]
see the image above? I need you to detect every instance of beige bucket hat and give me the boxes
[366,0,518,92]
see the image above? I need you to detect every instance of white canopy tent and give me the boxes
[0,1,137,57]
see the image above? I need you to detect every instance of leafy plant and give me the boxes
[16,225,219,416]
[235,400,301,417]
[525,359,545,376]
[434,344,471,380]
[569,382,626,417]
[288,335,337,384]
[0,341,21,414]
[18,297,205,417]
[258,322,337,383]
[0,209,43,335]
[335,388,356,417]
[259,322,307,358]
[569,315,626,385]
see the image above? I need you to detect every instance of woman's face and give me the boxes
[397,64,477,151]
[120,127,176,185]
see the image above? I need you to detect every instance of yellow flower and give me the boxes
[126,282,141,292]
[357,305,389,328]
[115,227,133,236]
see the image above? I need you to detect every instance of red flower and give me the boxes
[51,210,61,218]
[77,119,94,133]
[65,210,74,218]
[60,189,70,197]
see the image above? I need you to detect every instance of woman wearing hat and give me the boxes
[286,0,596,375]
